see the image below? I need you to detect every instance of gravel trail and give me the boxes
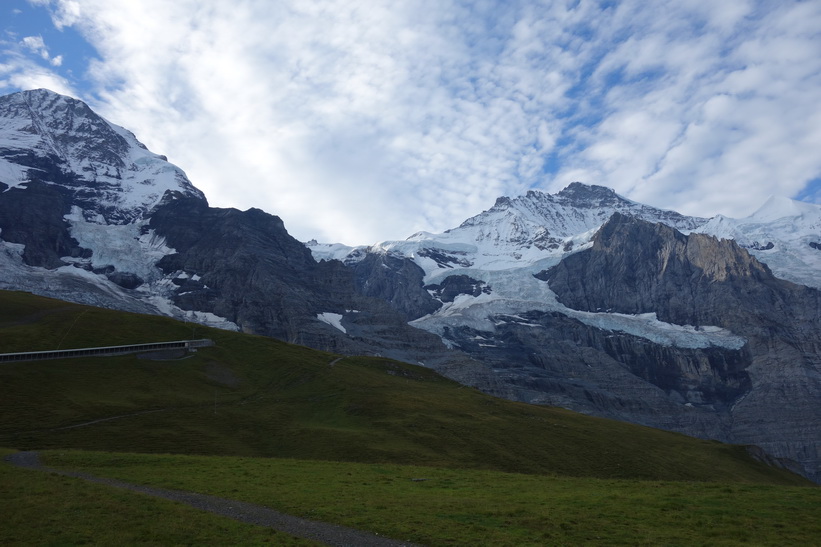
[4,451,421,547]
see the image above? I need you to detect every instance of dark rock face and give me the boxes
[425,274,491,303]
[543,213,821,354]
[106,271,144,289]
[147,198,452,364]
[416,247,473,269]
[150,197,342,339]
[537,213,821,481]
[442,310,748,437]
[748,241,774,251]
[0,178,86,268]
[350,252,441,320]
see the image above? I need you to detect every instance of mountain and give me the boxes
[0,88,204,266]
[313,188,821,481]
[1,89,819,482]
[0,89,473,364]
[696,195,821,288]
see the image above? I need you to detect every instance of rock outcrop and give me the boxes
[147,197,460,365]
[540,213,821,481]
[350,252,441,320]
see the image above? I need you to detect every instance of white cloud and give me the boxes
[19,34,65,68]
[31,0,83,30]
[0,42,75,97]
[21,35,49,59]
[545,0,821,220]
[14,0,821,242]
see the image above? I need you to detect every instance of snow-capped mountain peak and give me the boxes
[749,195,821,223]
[455,183,705,244]
[310,183,712,285]
[0,89,204,224]
[695,195,821,288]
[553,181,627,206]
[0,89,216,324]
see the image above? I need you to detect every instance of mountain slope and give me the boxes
[312,191,821,482]
[0,290,809,485]
[544,213,821,480]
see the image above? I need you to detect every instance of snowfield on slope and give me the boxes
[697,196,821,288]
[310,185,809,352]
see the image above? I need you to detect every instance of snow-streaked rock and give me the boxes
[0,88,204,223]
[697,196,821,289]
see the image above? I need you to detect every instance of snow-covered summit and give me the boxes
[0,89,228,328]
[697,195,821,288]
[312,183,710,281]
[749,195,821,223]
[452,183,705,246]
[0,89,204,224]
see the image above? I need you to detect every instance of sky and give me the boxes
[1,0,820,245]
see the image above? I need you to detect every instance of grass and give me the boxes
[1,289,818,544]
[0,449,314,546]
[29,449,821,546]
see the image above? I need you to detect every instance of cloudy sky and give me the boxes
[2,0,820,244]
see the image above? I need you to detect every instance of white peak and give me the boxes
[406,230,438,241]
[748,195,821,223]
[0,88,205,224]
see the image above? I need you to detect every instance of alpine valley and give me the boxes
[2,89,820,482]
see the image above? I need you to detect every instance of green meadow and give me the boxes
[1,290,818,545]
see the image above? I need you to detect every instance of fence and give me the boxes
[0,339,214,363]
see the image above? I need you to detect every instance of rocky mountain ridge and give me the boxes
[1,89,819,482]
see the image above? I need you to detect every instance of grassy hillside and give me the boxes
[0,448,311,546]
[20,449,818,546]
[0,289,810,485]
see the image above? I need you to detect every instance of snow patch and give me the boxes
[412,266,746,350]
[166,302,239,330]
[307,241,363,263]
[0,158,31,191]
[63,206,175,281]
[317,312,346,333]
[568,311,746,350]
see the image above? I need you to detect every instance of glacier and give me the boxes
[314,184,763,351]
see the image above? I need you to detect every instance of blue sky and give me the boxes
[2,0,820,244]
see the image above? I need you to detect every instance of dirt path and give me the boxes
[51,409,168,431]
[4,451,421,547]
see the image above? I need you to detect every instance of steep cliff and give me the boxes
[542,214,821,481]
